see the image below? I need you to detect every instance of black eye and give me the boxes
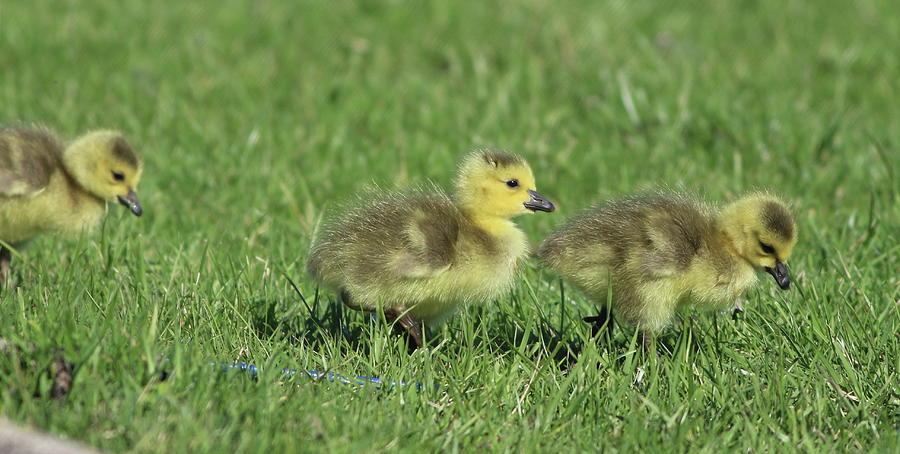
[759,241,775,254]
[112,171,125,182]
[505,179,519,188]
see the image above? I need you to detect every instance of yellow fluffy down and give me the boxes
[539,192,797,335]
[308,149,553,324]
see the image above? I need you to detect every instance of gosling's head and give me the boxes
[719,194,797,289]
[454,149,555,219]
[63,130,143,216]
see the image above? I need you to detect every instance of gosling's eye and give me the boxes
[505,179,519,188]
[112,171,125,182]
[759,241,775,255]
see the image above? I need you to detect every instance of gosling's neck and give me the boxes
[714,216,755,271]
[58,160,106,207]
[53,168,107,230]
[456,203,528,263]
[455,200,519,237]
[62,145,106,202]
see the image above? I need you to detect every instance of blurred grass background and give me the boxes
[0,0,897,452]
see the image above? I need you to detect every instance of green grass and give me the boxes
[1,0,897,452]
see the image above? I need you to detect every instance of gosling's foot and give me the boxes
[386,308,423,351]
[583,307,614,339]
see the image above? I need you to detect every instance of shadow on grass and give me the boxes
[249,290,722,371]
[481,308,719,369]
[249,291,428,356]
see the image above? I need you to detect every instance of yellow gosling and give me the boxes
[308,149,555,348]
[0,126,143,285]
[538,192,797,349]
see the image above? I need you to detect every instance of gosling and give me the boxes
[0,126,143,285]
[537,192,797,348]
[308,149,555,348]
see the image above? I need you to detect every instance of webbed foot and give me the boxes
[385,308,423,351]
[583,307,615,339]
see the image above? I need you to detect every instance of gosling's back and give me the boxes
[539,193,715,279]
[0,127,63,197]
[308,186,461,289]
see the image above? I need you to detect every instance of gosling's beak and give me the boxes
[117,189,143,217]
[765,261,790,290]
[523,189,555,213]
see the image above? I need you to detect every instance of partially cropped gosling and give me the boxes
[538,192,797,347]
[308,150,555,348]
[0,126,143,285]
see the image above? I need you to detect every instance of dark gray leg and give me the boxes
[340,290,423,350]
[639,330,666,357]
[640,331,654,351]
[0,246,11,286]
[583,306,615,339]
[385,307,423,350]
[731,299,745,321]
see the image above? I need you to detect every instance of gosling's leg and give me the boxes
[339,291,423,349]
[0,246,11,286]
[731,298,745,321]
[385,307,423,350]
[583,306,615,339]
[640,331,655,352]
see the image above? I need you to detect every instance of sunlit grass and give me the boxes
[0,0,897,452]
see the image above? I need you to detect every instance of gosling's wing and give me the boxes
[636,197,710,279]
[0,127,62,197]
[308,186,460,286]
[389,196,460,279]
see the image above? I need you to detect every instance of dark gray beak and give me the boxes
[117,189,142,217]
[765,261,790,290]
[523,189,555,213]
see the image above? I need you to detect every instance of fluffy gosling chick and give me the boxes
[0,126,143,285]
[308,150,555,348]
[537,192,797,347]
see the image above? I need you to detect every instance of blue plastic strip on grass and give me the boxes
[213,361,425,390]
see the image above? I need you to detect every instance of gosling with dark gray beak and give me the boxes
[308,149,555,350]
[538,191,797,351]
